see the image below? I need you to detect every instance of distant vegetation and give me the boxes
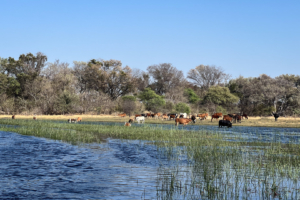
[1,52,300,116]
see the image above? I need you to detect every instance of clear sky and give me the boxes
[1,0,299,78]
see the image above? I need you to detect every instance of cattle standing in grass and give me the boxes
[211,113,223,122]
[118,113,126,117]
[241,114,248,119]
[33,116,36,120]
[197,113,208,120]
[175,118,192,126]
[168,113,178,120]
[233,115,242,123]
[77,117,82,122]
[146,113,152,118]
[12,115,15,119]
[219,120,232,128]
[135,116,145,124]
[135,114,141,117]
[191,115,196,123]
[223,115,233,122]
[129,119,134,123]
[272,112,280,121]
[68,118,77,123]
[161,115,169,120]
[179,113,187,118]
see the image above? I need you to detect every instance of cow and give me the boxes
[146,113,152,118]
[175,118,192,126]
[68,118,77,123]
[33,116,36,120]
[12,115,15,119]
[223,115,233,122]
[272,112,280,121]
[141,114,146,117]
[179,113,187,118]
[161,115,170,120]
[168,113,178,120]
[191,115,196,123]
[211,113,223,122]
[135,114,141,117]
[219,120,232,128]
[118,113,126,117]
[77,117,82,122]
[128,119,134,123]
[135,116,145,124]
[233,115,242,123]
[124,122,131,127]
[241,114,248,119]
[197,113,208,120]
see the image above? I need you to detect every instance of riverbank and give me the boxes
[2,114,300,128]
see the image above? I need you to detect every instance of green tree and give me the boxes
[203,86,239,108]
[138,88,165,112]
[175,102,191,114]
[184,88,200,104]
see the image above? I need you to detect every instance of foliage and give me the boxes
[138,88,165,112]
[175,102,191,114]
[203,86,239,106]
[184,88,200,104]
[122,95,136,101]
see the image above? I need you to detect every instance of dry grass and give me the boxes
[1,114,300,128]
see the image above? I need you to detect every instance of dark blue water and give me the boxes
[0,131,180,199]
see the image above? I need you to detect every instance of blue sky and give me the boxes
[1,0,299,78]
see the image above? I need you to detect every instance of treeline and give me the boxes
[0,52,300,116]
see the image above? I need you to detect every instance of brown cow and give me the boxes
[161,115,169,120]
[33,116,36,120]
[128,119,134,123]
[233,115,242,123]
[175,118,192,126]
[118,113,126,117]
[146,113,152,118]
[12,115,15,119]
[77,117,82,122]
[124,122,131,127]
[223,115,233,122]
[197,113,208,120]
[211,113,223,122]
[169,114,177,120]
[135,114,141,117]
[241,114,248,119]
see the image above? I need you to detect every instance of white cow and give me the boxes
[135,116,145,124]
[179,113,187,118]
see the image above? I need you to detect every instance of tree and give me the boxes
[147,63,185,95]
[2,52,47,99]
[75,59,137,100]
[122,96,136,116]
[175,102,191,114]
[184,88,200,104]
[203,86,239,112]
[138,88,165,112]
[187,65,231,90]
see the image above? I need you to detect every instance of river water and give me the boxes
[0,130,178,199]
[1,122,300,199]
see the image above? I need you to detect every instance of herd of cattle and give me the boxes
[119,112,252,128]
[9,111,280,128]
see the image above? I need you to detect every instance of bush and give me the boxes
[175,102,191,114]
